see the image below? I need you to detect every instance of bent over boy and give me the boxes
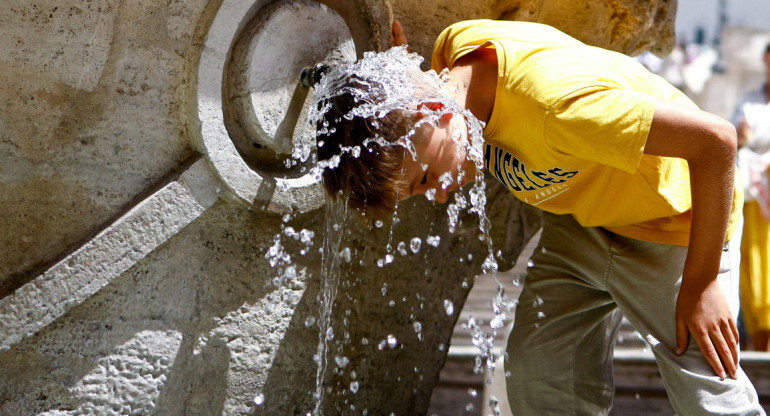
[314,19,764,415]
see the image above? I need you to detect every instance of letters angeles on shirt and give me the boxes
[484,143,578,206]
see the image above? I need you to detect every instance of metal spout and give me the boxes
[300,64,330,88]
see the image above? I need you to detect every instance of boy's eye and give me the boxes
[420,173,427,185]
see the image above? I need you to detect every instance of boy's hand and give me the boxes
[675,277,739,379]
[645,99,740,379]
[392,19,408,48]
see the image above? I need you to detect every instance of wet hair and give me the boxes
[315,75,420,219]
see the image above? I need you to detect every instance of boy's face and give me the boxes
[399,113,477,203]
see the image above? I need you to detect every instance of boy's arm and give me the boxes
[644,99,739,380]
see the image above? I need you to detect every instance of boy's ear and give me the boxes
[416,103,453,126]
[419,102,444,112]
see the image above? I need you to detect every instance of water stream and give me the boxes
[267,46,520,415]
[312,197,348,415]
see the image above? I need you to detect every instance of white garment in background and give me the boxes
[733,86,770,218]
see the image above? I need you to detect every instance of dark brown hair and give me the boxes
[315,76,419,219]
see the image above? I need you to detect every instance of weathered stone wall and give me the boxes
[0,0,199,295]
[0,0,676,414]
[389,0,677,62]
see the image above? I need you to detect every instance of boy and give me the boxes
[313,20,764,415]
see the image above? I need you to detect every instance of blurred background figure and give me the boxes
[733,43,770,351]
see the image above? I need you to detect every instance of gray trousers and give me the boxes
[505,212,764,416]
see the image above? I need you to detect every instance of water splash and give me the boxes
[274,45,516,414]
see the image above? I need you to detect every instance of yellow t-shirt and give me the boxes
[432,20,742,246]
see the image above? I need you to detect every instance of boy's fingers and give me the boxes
[733,324,741,364]
[675,318,689,355]
[712,330,737,379]
[697,336,726,379]
[723,318,740,371]
[392,19,407,47]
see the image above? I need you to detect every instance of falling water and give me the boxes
[312,197,348,416]
[308,46,499,273]
[266,45,519,414]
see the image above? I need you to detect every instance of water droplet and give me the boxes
[465,403,474,412]
[299,229,315,244]
[350,381,359,394]
[425,188,437,201]
[488,396,502,416]
[381,283,388,296]
[305,316,316,328]
[397,241,408,256]
[427,235,441,247]
[375,220,384,228]
[537,311,546,319]
[361,338,369,346]
[326,327,335,341]
[533,295,544,307]
[387,334,398,348]
[490,316,504,329]
[482,254,498,274]
[467,388,478,397]
[339,247,351,262]
[413,321,423,334]
[254,393,265,406]
[389,300,396,307]
[410,237,422,253]
[335,356,350,368]
[439,171,454,190]
[527,259,535,268]
[444,300,454,316]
